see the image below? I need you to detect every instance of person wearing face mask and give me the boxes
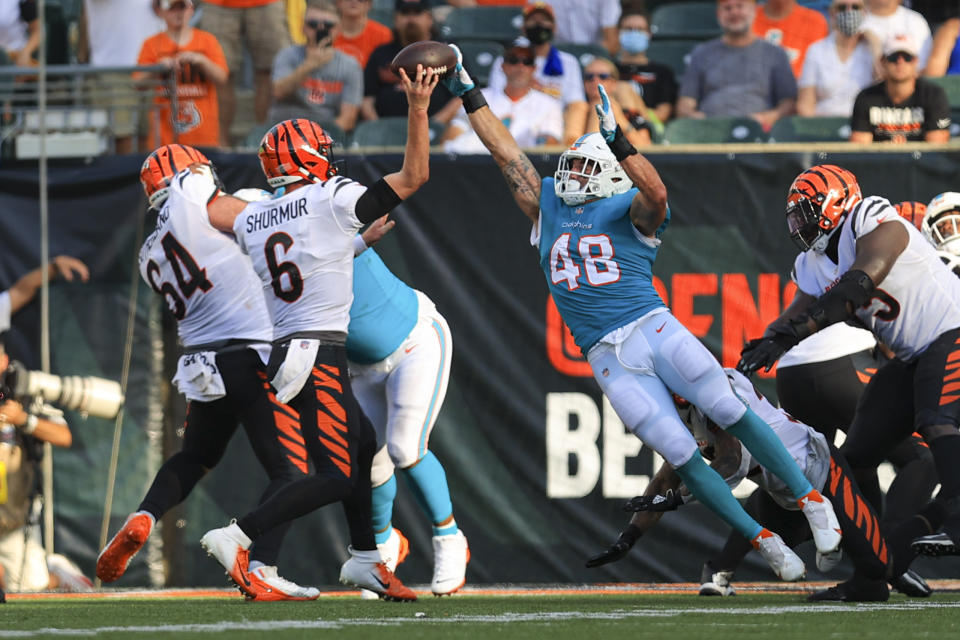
[797,0,880,117]
[752,0,829,78]
[486,2,587,119]
[614,11,677,127]
[923,3,960,77]
[270,0,363,132]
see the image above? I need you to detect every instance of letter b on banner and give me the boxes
[545,393,601,497]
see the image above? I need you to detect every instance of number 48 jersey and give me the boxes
[138,167,273,348]
[232,176,367,339]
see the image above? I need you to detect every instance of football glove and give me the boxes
[595,84,617,142]
[441,44,475,97]
[736,331,800,374]
[585,527,641,568]
[622,488,684,513]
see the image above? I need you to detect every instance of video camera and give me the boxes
[0,360,124,420]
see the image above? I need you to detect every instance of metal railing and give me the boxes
[0,64,177,158]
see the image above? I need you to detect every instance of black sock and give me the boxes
[138,452,206,519]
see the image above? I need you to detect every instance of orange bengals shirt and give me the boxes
[753,5,829,78]
[137,29,227,147]
[334,20,392,69]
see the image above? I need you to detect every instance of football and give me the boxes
[389,41,457,79]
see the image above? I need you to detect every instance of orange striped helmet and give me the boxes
[785,164,861,252]
[894,201,926,231]
[258,119,337,188]
[140,144,211,209]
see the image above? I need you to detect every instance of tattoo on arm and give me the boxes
[501,154,541,220]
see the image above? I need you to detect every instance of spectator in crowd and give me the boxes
[863,0,932,70]
[677,0,797,130]
[334,0,392,69]
[850,33,950,143]
[487,2,586,121]
[797,0,879,117]
[542,0,620,55]
[445,1,525,5]
[199,0,289,145]
[442,36,562,153]
[270,0,362,133]
[753,0,829,78]
[0,256,91,594]
[614,10,677,128]
[923,3,960,77]
[564,56,650,146]
[0,0,38,67]
[362,0,457,122]
[78,0,165,153]
[138,0,228,148]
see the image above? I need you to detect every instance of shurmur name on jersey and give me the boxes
[244,196,309,233]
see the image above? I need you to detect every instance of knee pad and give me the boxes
[605,376,657,434]
[387,440,418,471]
[663,333,715,385]
[707,393,748,428]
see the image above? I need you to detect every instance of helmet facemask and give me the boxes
[928,207,960,256]
[786,196,838,253]
[554,133,632,205]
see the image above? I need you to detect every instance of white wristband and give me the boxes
[352,234,368,257]
[21,414,38,435]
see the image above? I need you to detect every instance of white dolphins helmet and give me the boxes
[554,133,632,205]
[924,191,960,256]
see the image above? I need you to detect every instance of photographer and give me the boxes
[0,255,91,594]
[269,0,362,133]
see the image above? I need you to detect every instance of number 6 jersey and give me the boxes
[138,167,273,348]
[232,176,367,340]
[793,195,960,361]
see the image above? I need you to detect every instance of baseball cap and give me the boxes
[523,1,555,21]
[395,0,429,12]
[504,36,534,60]
[882,33,920,58]
[159,0,193,9]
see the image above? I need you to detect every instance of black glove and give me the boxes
[736,332,799,374]
[585,527,641,568]
[623,488,685,513]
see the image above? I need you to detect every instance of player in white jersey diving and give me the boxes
[737,164,960,562]
[347,217,468,597]
[439,45,842,581]
[198,65,440,601]
[587,368,932,602]
[97,144,317,601]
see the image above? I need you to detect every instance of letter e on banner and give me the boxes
[602,397,646,498]
[546,393,601,497]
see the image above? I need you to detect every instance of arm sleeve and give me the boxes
[353,178,402,225]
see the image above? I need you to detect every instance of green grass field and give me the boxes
[2,589,959,640]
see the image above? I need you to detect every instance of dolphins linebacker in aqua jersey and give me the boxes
[441,44,843,580]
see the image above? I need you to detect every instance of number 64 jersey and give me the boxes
[138,167,273,348]
[793,195,960,361]
[232,176,367,339]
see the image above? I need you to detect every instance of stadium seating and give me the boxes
[768,116,851,143]
[368,7,393,28]
[438,7,523,43]
[650,2,721,40]
[927,76,960,109]
[556,44,612,69]
[457,40,505,88]
[647,38,700,79]
[349,117,446,149]
[663,117,768,144]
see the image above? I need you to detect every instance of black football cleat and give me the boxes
[911,532,959,557]
[807,577,888,603]
[889,569,932,598]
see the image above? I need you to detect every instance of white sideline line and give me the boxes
[3,602,960,637]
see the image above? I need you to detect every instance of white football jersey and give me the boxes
[233,176,367,338]
[793,195,960,361]
[138,167,273,348]
[724,369,831,510]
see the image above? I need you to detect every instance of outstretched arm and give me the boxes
[595,85,667,236]
[7,256,90,314]
[442,46,541,224]
[382,66,440,201]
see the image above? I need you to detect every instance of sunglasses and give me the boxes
[305,19,337,29]
[834,4,863,10]
[584,72,612,81]
[885,51,915,63]
[504,56,535,66]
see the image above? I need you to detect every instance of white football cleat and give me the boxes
[340,546,417,602]
[47,553,93,592]
[698,561,735,596]
[798,490,842,554]
[752,529,805,581]
[200,521,254,596]
[248,565,320,601]
[431,530,469,596]
[361,528,410,600]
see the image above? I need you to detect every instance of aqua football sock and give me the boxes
[727,407,814,499]
[371,474,397,545]
[675,454,762,540]
[401,451,457,536]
